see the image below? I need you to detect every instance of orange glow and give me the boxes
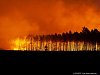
[0,0,100,49]
[11,37,30,51]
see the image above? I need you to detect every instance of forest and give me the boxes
[13,27,100,51]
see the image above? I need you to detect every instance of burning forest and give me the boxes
[10,27,100,51]
[0,0,100,51]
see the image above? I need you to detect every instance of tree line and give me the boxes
[26,27,100,43]
[21,27,100,51]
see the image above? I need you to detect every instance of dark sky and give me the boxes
[0,0,100,49]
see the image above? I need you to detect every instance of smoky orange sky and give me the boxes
[0,0,100,49]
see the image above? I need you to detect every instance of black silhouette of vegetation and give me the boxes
[27,27,100,43]
[23,27,100,51]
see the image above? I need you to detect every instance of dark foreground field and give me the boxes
[0,50,99,73]
[0,50,99,64]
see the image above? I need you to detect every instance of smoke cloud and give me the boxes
[0,0,100,49]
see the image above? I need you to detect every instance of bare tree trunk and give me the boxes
[63,42,64,51]
[59,42,61,51]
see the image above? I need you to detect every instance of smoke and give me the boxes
[0,0,100,49]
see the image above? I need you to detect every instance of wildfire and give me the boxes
[11,37,30,51]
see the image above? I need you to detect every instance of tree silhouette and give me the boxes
[23,27,100,51]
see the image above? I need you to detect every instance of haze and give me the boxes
[0,0,100,49]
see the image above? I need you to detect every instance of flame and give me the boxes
[11,37,30,51]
